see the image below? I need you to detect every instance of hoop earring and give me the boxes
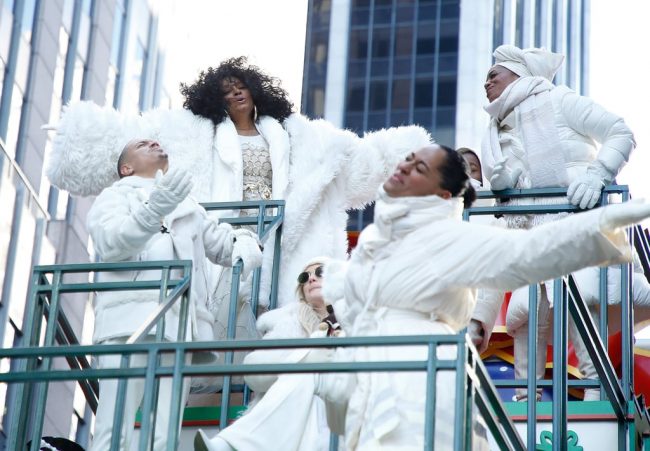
[253,105,258,122]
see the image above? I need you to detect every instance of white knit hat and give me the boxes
[493,44,565,81]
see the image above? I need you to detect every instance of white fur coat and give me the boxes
[48,102,432,307]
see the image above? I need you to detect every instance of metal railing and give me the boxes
[3,260,193,451]
[0,329,525,451]
[200,200,285,418]
[464,185,650,449]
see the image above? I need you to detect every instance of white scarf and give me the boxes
[356,188,463,260]
[483,76,568,188]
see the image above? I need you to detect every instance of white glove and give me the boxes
[600,199,650,231]
[489,158,522,191]
[567,170,605,209]
[202,220,234,265]
[147,168,193,217]
[467,320,487,354]
[232,229,263,279]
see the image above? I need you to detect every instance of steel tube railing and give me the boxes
[464,184,647,449]
[0,334,524,451]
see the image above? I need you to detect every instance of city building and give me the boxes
[301,0,590,232]
[0,0,172,446]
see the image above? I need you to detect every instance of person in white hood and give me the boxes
[86,139,262,451]
[316,144,650,450]
[474,44,636,400]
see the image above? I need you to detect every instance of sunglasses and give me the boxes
[297,265,324,284]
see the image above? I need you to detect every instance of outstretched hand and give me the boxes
[600,199,650,230]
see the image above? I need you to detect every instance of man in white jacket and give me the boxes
[471,44,636,401]
[87,139,263,451]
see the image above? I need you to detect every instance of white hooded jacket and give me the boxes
[323,188,632,450]
[87,176,235,344]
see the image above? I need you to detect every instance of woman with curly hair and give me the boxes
[46,57,430,341]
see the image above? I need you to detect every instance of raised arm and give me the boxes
[88,170,192,262]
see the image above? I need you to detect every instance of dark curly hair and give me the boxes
[437,144,476,208]
[180,56,294,125]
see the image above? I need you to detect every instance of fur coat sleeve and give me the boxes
[46,102,216,200]
[344,125,432,209]
[47,101,148,196]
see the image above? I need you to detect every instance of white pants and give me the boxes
[513,287,600,401]
[90,337,190,451]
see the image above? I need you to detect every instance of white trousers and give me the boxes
[513,287,600,401]
[90,337,190,451]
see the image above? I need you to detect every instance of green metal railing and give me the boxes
[201,200,285,418]
[4,260,193,451]
[464,185,650,449]
[1,330,525,450]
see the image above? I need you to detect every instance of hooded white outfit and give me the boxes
[322,188,632,450]
[476,45,636,399]
[47,103,431,312]
[87,175,238,451]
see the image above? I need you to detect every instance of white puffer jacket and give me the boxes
[48,103,432,307]
[87,176,235,344]
[482,85,635,187]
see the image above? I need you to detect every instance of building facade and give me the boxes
[301,0,589,231]
[0,0,171,446]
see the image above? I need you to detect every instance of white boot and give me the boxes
[194,430,234,451]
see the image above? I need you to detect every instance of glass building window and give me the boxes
[369,80,387,110]
[414,78,433,107]
[346,83,365,111]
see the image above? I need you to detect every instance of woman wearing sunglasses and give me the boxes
[316,144,650,450]
[195,257,337,451]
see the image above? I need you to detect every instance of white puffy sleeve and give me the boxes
[557,86,636,183]
[87,186,156,262]
[452,207,632,292]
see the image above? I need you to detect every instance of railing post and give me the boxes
[423,341,438,450]
[220,260,243,430]
[269,204,284,310]
[28,270,63,449]
[453,338,468,451]
[552,278,568,450]
[527,283,538,449]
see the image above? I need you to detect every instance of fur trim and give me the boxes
[142,108,215,201]
[282,115,358,255]
[48,101,145,196]
[257,116,291,198]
